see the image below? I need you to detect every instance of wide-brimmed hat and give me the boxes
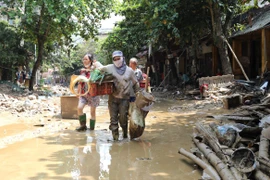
[112,51,123,58]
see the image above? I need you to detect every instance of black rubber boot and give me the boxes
[76,113,87,131]
[112,129,119,141]
[122,126,128,138]
[90,119,96,130]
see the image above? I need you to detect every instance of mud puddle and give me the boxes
[0,98,230,180]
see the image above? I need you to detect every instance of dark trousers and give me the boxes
[108,95,129,131]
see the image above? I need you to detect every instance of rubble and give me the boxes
[177,75,270,179]
[0,82,73,118]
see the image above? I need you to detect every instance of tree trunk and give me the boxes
[216,37,233,74]
[208,1,233,75]
[29,41,44,91]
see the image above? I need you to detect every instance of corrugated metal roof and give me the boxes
[231,8,270,37]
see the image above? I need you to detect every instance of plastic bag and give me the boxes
[90,69,103,82]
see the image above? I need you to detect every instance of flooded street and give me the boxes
[0,97,229,180]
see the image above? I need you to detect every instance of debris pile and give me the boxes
[0,82,72,118]
[179,97,270,179]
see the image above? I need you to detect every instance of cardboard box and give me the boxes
[61,96,78,119]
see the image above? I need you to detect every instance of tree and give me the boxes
[1,0,113,90]
[102,0,264,75]
[0,21,29,80]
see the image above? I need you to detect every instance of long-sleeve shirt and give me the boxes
[100,64,140,99]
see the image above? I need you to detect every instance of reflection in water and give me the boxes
[71,147,81,180]
[69,132,113,180]
[96,142,112,180]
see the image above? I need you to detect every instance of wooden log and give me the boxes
[195,123,228,162]
[259,135,269,159]
[192,135,236,180]
[178,148,221,180]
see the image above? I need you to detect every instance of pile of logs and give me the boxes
[179,100,270,180]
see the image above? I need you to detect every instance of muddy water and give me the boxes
[0,98,229,180]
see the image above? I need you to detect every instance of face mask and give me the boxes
[113,57,123,68]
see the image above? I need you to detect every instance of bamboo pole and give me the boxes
[178,148,221,180]
[157,69,171,89]
[145,66,150,92]
[259,135,269,159]
[192,135,236,180]
[195,123,228,162]
[224,39,250,81]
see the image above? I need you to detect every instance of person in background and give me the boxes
[76,53,102,131]
[129,57,143,102]
[179,72,190,87]
[129,57,143,82]
[16,70,20,85]
[22,71,26,84]
[99,50,140,140]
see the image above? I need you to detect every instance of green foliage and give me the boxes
[102,0,212,57]
[0,0,114,89]
[100,0,255,75]
[0,21,28,67]
[61,36,110,76]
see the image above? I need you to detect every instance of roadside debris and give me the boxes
[0,82,72,119]
[177,74,270,179]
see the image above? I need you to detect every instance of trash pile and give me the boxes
[179,92,270,179]
[153,74,269,104]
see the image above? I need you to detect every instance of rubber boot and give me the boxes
[76,113,87,131]
[112,129,119,141]
[122,126,128,138]
[90,119,96,130]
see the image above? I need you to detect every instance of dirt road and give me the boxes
[0,93,230,180]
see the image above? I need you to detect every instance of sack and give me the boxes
[135,90,155,109]
[129,102,146,139]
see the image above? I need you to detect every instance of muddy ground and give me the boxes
[0,85,232,180]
